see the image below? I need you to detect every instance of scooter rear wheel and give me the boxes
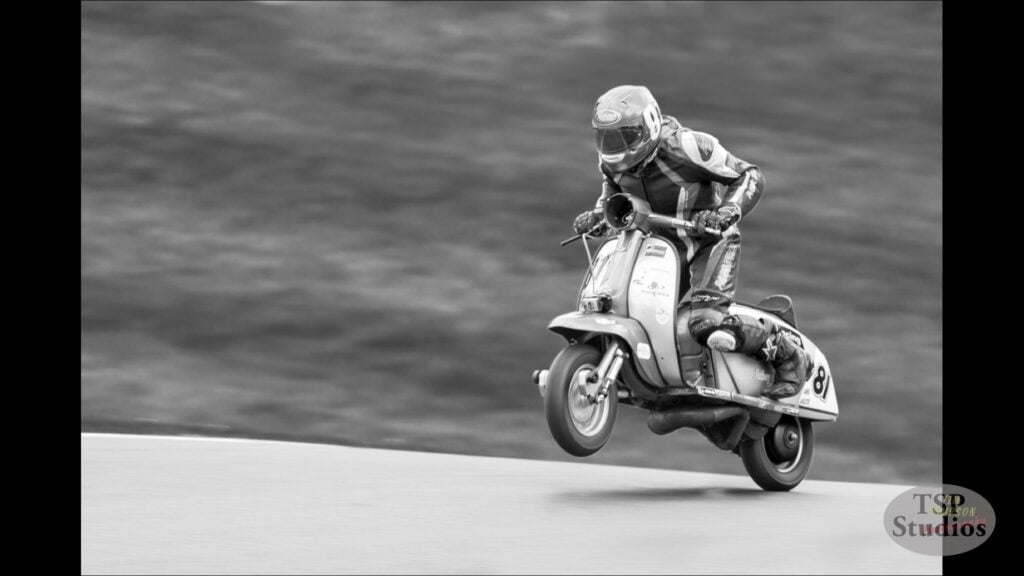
[544,343,617,457]
[739,416,814,491]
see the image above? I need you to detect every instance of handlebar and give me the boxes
[560,233,584,246]
[561,214,731,246]
[562,194,740,246]
[646,213,724,237]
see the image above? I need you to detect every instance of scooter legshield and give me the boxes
[626,236,683,388]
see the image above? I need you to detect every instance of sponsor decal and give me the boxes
[698,386,731,400]
[644,245,667,258]
[595,109,622,125]
[636,342,652,360]
[595,317,616,325]
[777,327,804,349]
[884,485,996,556]
[645,280,666,296]
[754,367,771,383]
[654,306,671,325]
[760,335,778,361]
[713,245,738,291]
[744,170,760,199]
[643,104,661,139]
[631,267,672,299]
[693,132,716,162]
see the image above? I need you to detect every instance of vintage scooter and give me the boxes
[533,193,838,491]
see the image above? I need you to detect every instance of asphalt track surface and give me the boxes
[82,434,940,574]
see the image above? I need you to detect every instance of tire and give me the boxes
[543,343,617,457]
[739,417,814,491]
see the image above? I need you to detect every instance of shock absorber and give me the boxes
[588,342,626,403]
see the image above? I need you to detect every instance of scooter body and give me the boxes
[536,193,838,491]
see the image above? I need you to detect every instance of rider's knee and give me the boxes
[687,306,725,346]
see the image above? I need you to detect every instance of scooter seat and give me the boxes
[738,294,797,328]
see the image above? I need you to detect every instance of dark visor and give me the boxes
[595,126,643,154]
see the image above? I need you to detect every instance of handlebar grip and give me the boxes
[644,213,736,238]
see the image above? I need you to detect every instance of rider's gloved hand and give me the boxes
[715,205,741,230]
[692,205,741,235]
[573,210,605,235]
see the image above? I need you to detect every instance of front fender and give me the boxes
[547,312,665,386]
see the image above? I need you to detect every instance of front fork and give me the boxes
[587,340,625,403]
[533,338,627,402]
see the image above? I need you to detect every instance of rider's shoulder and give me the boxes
[660,119,723,167]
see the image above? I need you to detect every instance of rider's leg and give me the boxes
[709,315,812,399]
[684,233,742,346]
[681,231,811,399]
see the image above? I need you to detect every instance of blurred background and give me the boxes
[81,1,942,484]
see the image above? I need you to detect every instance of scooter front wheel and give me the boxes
[544,343,617,457]
[739,416,814,491]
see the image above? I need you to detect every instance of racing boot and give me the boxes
[706,314,812,399]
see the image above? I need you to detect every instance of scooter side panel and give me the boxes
[547,312,666,387]
[627,237,683,387]
[728,304,839,420]
[710,350,773,397]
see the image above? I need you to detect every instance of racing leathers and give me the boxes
[586,116,810,398]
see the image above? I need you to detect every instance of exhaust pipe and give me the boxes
[647,405,745,435]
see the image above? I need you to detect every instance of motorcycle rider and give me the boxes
[573,85,812,399]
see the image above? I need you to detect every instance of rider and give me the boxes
[573,85,812,399]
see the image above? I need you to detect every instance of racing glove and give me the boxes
[573,210,607,236]
[691,205,741,235]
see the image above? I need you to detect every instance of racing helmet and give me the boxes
[592,85,663,173]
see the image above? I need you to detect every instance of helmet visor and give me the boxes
[594,126,644,155]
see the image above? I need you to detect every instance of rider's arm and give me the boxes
[670,130,766,221]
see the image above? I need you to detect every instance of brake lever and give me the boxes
[560,234,583,246]
[561,223,608,246]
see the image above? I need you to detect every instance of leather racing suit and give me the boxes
[591,116,810,398]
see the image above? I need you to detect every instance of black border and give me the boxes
[944,1,1006,572]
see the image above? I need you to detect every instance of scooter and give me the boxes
[533,193,838,491]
